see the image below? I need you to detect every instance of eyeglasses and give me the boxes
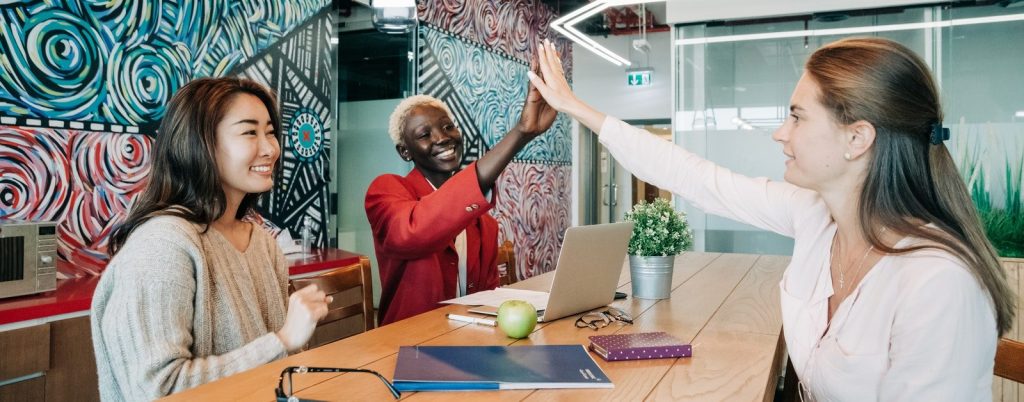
[275,366,401,401]
[575,307,633,330]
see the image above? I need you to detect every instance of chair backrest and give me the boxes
[290,257,374,346]
[496,240,517,287]
[995,338,1024,383]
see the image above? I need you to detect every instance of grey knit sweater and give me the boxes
[91,216,290,401]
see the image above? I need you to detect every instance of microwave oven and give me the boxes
[0,220,58,299]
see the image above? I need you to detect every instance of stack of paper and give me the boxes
[440,288,550,310]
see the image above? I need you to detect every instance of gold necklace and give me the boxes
[831,234,875,291]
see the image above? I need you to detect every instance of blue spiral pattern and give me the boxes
[421,26,571,164]
[0,7,107,118]
[104,37,191,124]
[0,0,329,126]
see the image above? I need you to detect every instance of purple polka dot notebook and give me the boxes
[588,332,692,361]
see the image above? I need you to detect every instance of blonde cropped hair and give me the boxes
[387,94,457,145]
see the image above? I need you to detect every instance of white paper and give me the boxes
[441,288,550,310]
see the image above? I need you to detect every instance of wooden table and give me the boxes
[163,252,790,401]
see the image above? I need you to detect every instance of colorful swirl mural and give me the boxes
[417,0,573,77]
[239,11,334,248]
[419,26,572,165]
[0,128,151,276]
[0,1,333,275]
[0,128,72,221]
[0,0,329,129]
[416,0,573,280]
[491,163,572,279]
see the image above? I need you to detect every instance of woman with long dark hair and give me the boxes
[92,77,330,400]
[528,37,1014,400]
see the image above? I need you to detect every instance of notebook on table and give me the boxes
[391,345,613,391]
[588,332,692,361]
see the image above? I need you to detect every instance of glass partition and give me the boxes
[675,3,1024,256]
[333,3,416,305]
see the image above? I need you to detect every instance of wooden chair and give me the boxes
[289,257,374,348]
[995,338,1024,383]
[496,240,517,287]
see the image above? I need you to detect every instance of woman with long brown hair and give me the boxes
[91,77,330,400]
[528,37,1014,400]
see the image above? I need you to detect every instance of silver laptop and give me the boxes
[470,222,633,322]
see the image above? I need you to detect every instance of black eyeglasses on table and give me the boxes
[275,366,401,401]
[575,307,633,330]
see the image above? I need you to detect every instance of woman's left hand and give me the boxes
[515,58,558,138]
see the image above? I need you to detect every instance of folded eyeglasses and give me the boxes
[275,366,401,402]
[574,307,633,330]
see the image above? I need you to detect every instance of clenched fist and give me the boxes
[276,284,332,352]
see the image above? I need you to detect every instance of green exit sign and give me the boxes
[627,69,652,87]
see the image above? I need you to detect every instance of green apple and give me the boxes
[496,300,538,339]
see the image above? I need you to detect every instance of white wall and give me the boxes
[571,31,673,121]
[336,99,412,307]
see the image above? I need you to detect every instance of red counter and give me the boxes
[0,248,364,327]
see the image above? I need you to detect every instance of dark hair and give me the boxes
[109,77,282,256]
[806,37,1015,335]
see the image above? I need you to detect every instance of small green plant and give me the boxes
[624,198,693,256]
[982,149,1024,258]
[954,125,1024,258]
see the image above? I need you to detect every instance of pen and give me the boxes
[446,313,497,327]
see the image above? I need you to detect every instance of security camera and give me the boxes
[632,39,651,53]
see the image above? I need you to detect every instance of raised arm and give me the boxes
[474,59,559,193]
[527,39,819,237]
[526,40,606,132]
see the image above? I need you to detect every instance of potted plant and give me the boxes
[624,198,693,299]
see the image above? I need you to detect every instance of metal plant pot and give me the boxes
[629,255,675,299]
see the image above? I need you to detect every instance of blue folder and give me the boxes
[392,344,614,391]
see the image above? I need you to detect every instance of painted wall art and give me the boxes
[0,1,332,276]
[417,0,574,280]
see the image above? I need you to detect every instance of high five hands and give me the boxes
[526,39,607,132]
[515,56,559,138]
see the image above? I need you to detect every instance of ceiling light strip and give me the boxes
[553,24,625,66]
[551,0,667,66]
[566,25,632,65]
[676,12,1024,46]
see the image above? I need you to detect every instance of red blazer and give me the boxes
[365,163,500,325]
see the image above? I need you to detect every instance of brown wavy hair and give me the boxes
[109,77,282,256]
[806,37,1015,335]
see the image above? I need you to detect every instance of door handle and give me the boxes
[611,183,618,207]
[602,184,609,206]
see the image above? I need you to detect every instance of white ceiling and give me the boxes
[665,0,937,24]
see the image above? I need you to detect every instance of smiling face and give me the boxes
[396,104,463,186]
[771,73,850,192]
[214,93,279,203]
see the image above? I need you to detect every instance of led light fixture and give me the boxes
[675,13,1024,46]
[550,0,665,66]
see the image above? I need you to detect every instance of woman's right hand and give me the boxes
[527,39,607,132]
[276,284,331,352]
[526,39,577,112]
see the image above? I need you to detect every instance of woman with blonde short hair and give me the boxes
[366,70,556,325]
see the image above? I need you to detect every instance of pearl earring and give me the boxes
[843,152,852,161]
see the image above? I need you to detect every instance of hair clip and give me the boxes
[930,121,950,145]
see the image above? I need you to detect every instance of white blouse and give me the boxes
[598,116,997,401]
